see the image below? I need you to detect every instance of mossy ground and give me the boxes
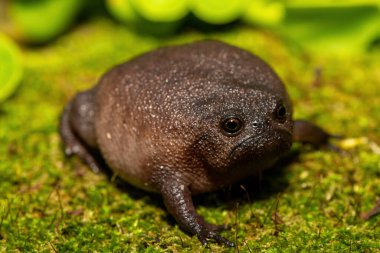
[1,18,380,252]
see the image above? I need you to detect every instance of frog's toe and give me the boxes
[197,230,234,247]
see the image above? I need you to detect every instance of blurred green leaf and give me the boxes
[0,34,23,103]
[6,0,84,43]
[190,0,247,24]
[278,4,380,54]
[243,0,285,27]
[106,0,184,36]
[130,0,189,22]
[106,0,139,24]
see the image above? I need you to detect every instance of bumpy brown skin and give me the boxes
[60,40,333,246]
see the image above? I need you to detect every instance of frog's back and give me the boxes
[98,40,286,96]
[94,40,290,191]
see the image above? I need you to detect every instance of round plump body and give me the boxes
[94,41,293,193]
[61,40,307,246]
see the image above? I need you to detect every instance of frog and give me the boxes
[60,40,334,246]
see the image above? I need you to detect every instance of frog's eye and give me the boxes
[220,116,244,136]
[274,103,287,122]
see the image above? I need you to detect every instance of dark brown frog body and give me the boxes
[60,41,332,246]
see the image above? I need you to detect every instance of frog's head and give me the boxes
[191,86,293,173]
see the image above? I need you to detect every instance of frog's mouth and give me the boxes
[228,128,292,161]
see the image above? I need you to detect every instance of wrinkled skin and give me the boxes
[60,41,333,246]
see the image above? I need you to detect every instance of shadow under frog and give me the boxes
[60,40,335,247]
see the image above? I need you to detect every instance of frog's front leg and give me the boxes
[293,120,341,148]
[153,170,234,247]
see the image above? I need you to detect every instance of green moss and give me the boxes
[1,18,380,252]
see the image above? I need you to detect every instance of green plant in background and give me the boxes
[1,0,380,52]
[106,0,188,35]
[242,0,285,27]
[190,0,247,24]
[0,33,22,103]
[130,0,188,22]
[279,1,380,54]
[0,0,84,44]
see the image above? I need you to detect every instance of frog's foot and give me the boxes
[59,103,102,173]
[293,120,343,151]
[195,219,234,247]
[155,171,235,247]
[197,228,234,247]
[63,140,101,174]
